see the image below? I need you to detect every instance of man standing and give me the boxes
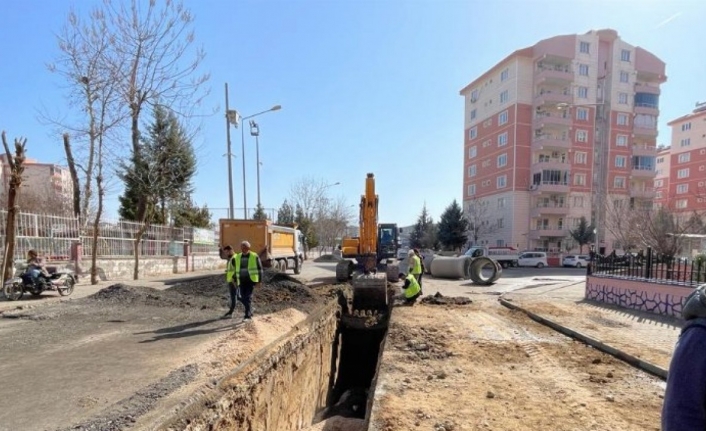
[222,245,239,319]
[234,240,263,321]
[408,249,423,295]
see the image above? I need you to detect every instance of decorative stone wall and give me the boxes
[585,276,694,318]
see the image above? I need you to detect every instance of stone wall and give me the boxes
[53,253,225,281]
[585,275,694,318]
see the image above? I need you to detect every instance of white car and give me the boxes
[518,252,548,268]
[562,255,590,268]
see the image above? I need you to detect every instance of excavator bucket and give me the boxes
[351,273,388,312]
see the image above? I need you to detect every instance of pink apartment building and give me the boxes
[459,29,666,254]
[0,155,74,212]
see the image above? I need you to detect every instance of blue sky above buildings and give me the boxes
[0,0,704,226]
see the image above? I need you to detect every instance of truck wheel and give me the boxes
[501,262,508,269]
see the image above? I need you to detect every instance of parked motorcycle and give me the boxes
[3,262,77,301]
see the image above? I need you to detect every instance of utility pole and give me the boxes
[224,83,235,219]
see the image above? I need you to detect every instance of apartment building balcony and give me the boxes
[532,134,571,151]
[534,66,573,85]
[529,182,570,194]
[529,226,568,240]
[534,91,572,107]
[530,203,570,218]
[631,166,657,178]
[635,104,659,116]
[633,124,658,138]
[634,82,660,95]
[632,143,657,157]
[533,113,571,129]
[630,187,657,199]
[532,159,571,172]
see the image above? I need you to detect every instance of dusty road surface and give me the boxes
[0,269,341,431]
[370,296,665,431]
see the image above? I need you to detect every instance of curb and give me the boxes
[498,297,668,381]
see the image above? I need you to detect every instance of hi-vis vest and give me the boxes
[404,273,421,298]
[410,255,422,275]
[226,255,237,283]
[234,252,260,284]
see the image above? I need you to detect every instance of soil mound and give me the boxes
[421,292,473,306]
[313,254,342,263]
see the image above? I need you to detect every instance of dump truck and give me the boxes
[218,219,303,274]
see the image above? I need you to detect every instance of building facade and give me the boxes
[0,155,74,214]
[460,29,666,254]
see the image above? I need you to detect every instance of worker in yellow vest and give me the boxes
[396,272,422,305]
[233,240,263,321]
[408,249,423,295]
[223,244,239,319]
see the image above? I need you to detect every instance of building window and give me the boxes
[573,196,584,207]
[621,49,631,62]
[500,90,509,104]
[577,86,588,98]
[615,156,627,168]
[682,122,692,131]
[578,64,589,76]
[576,130,588,143]
[576,108,588,121]
[656,191,663,199]
[468,165,477,177]
[620,71,630,83]
[469,146,477,159]
[580,41,590,54]
[497,153,507,168]
[676,199,688,209]
[677,168,690,179]
[497,175,507,188]
[655,179,664,187]
[617,113,629,126]
[497,132,508,147]
[470,109,477,121]
[614,176,626,188]
[497,218,504,228]
[574,174,586,186]
[469,127,477,140]
[468,184,476,196]
[678,152,691,163]
[681,138,691,147]
[618,93,628,104]
[498,110,508,125]
[574,152,587,164]
[501,68,509,82]
[616,135,628,146]
[497,197,506,208]
[677,184,689,194]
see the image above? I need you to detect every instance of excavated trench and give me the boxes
[155,287,392,431]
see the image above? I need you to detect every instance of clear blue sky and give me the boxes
[1,0,704,227]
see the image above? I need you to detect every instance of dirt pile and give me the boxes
[386,321,453,361]
[313,254,343,263]
[421,292,473,306]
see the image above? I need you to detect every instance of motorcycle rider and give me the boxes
[26,249,48,285]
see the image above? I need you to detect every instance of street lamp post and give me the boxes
[224,83,235,219]
[226,103,282,219]
[249,120,262,208]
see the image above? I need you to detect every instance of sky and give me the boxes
[1,0,705,227]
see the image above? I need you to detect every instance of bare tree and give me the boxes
[604,198,639,253]
[633,205,699,259]
[464,197,498,246]
[1,132,27,283]
[314,195,353,253]
[288,176,335,219]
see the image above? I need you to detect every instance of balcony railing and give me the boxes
[634,83,661,95]
[531,202,570,217]
[632,143,657,156]
[532,134,571,150]
[529,226,568,239]
[630,187,657,199]
[534,91,572,106]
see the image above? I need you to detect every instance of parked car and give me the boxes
[562,255,590,268]
[518,251,548,268]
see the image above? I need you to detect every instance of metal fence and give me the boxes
[0,210,220,261]
[590,248,706,288]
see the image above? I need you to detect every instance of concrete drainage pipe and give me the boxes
[429,256,473,279]
[468,257,503,285]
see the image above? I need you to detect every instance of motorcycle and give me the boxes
[3,262,77,301]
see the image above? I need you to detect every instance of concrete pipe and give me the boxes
[423,255,435,274]
[468,257,503,285]
[429,256,473,280]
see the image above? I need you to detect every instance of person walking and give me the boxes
[662,283,706,430]
[408,249,423,295]
[222,245,240,319]
[233,240,263,322]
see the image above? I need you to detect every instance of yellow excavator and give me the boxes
[335,173,398,312]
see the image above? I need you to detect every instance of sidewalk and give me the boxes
[502,281,680,372]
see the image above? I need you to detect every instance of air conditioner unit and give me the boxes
[529,184,538,191]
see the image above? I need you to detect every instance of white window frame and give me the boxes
[497,132,508,147]
[677,184,689,194]
[681,138,691,147]
[574,174,586,186]
[617,113,629,126]
[613,176,626,188]
[498,110,508,125]
[496,175,507,188]
[620,71,629,83]
[470,109,477,120]
[574,152,587,164]
[497,218,504,228]
[468,165,477,177]
[468,184,476,196]
[616,135,628,146]
[618,93,628,104]
[678,152,691,163]
[469,146,477,159]
[500,90,509,104]
[469,126,477,140]
[677,168,690,179]
[576,108,588,121]
[500,68,509,82]
[578,64,589,76]
[615,156,626,168]
[577,86,588,98]
[621,49,631,62]
[497,153,508,168]
[576,130,588,143]
[580,41,590,54]
[676,199,688,209]
[497,197,506,208]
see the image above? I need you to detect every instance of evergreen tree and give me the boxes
[253,203,268,220]
[437,199,469,251]
[410,204,435,249]
[277,199,295,225]
[295,204,317,257]
[569,216,595,253]
[172,199,213,229]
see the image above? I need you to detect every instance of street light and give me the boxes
[249,120,262,209]
[226,100,282,219]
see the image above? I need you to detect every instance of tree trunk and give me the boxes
[133,223,148,280]
[1,132,26,283]
[63,133,82,219]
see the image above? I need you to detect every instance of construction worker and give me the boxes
[222,245,240,319]
[396,272,421,305]
[408,249,423,295]
[233,240,263,321]
[413,248,425,293]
